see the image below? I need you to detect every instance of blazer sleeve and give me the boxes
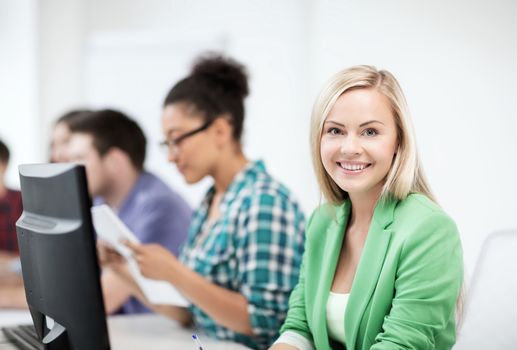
[371,211,464,349]
[278,211,316,343]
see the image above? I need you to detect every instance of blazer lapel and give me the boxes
[313,202,350,350]
[345,197,397,349]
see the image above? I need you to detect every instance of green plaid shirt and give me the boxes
[179,160,306,349]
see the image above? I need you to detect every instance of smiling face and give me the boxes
[320,88,399,199]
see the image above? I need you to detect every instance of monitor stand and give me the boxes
[30,309,70,350]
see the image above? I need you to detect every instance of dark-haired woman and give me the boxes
[105,55,306,350]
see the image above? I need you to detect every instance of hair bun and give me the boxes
[191,53,249,98]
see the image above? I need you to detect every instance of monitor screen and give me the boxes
[16,163,110,349]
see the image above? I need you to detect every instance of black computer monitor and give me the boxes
[16,163,110,350]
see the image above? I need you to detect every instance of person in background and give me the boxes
[270,65,463,350]
[50,109,92,163]
[0,139,26,308]
[66,109,192,315]
[101,54,306,350]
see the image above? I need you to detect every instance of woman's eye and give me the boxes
[327,127,342,135]
[362,128,378,137]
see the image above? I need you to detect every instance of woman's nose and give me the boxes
[167,148,179,163]
[340,135,361,155]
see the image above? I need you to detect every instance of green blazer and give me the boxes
[280,194,463,350]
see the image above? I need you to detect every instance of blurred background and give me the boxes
[1,0,516,283]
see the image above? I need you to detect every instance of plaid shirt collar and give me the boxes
[199,159,266,214]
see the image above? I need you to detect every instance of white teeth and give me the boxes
[339,162,368,171]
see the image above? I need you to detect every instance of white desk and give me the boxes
[0,310,31,328]
[108,314,251,349]
[0,311,251,349]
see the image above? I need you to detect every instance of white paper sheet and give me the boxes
[91,204,189,307]
[91,204,138,257]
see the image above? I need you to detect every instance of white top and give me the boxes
[326,291,349,345]
[273,291,349,349]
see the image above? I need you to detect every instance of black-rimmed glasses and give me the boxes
[159,120,213,154]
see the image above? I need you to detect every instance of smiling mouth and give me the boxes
[337,162,372,172]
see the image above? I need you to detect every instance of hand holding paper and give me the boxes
[91,204,189,307]
[124,241,178,281]
[123,241,189,307]
[91,205,138,258]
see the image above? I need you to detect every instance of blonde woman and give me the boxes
[270,66,463,350]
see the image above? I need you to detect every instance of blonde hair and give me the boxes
[310,65,435,204]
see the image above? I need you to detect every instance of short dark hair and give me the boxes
[163,53,249,142]
[56,109,93,126]
[0,139,9,164]
[68,109,147,170]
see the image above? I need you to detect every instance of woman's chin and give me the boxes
[182,172,204,185]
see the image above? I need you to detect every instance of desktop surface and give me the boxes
[109,314,251,349]
[0,311,251,350]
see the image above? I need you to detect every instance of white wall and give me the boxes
[39,0,87,145]
[2,0,516,280]
[0,0,39,188]
[82,0,316,210]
